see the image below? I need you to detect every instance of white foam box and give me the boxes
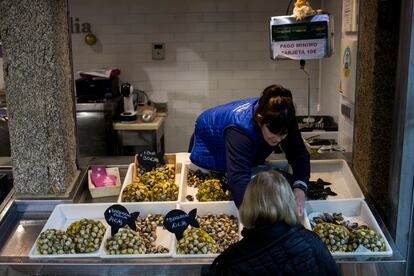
[254,160,290,176]
[29,203,109,259]
[88,167,122,198]
[266,159,364,200]
[181,162,234,203]
[172,202,242,258]
[100,202,177,258]
[305,199,393,257]
[308,159,364,200]
[118,162,183,203]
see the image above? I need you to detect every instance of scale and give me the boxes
[269,14,334,61]
[269,13,334,126]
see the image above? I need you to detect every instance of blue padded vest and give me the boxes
[190,97,259,171]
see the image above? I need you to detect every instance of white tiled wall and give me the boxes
[319,0,356,152]
[319,0,342,119]
[69,0,325,152]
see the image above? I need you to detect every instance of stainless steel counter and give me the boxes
[0,154,405,275]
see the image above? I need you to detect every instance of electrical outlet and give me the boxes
[152,43,165,60]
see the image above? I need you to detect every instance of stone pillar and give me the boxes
[353,0,400,216]
[0,0,77,195]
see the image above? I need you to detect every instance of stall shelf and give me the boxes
[0,154,405,275]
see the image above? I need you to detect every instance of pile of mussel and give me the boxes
[311,212,386,252]
[307,178,337,200]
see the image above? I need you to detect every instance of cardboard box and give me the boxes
[88,167,122,198]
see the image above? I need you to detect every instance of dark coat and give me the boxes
[205,222,339,276]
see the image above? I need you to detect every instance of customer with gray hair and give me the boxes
[206,170,338,276]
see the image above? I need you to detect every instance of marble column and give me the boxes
[353,0,400,216]
[0,0,77,195]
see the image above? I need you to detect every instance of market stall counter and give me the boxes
[0,154,405,275]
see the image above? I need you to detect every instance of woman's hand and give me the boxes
[293,188,305,217]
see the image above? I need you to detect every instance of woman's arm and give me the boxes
[280,124,309,216]
[280,123,310,186]
[224,127,256,208]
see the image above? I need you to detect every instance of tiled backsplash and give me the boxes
[69,0,327,152]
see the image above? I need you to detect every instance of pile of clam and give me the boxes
[187,169,230,202]
[311,212,387,253]
[122,165,178,202]
[134,214,169,254]
[197,213,239,252]
[36,219,106,255]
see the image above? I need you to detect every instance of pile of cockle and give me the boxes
[66,219,106,253]
[197,213,239,252]
[138,165,175,189]
[122,165,178,202]
[121,182,152,202]
[311,212,387,253]
[313,222,349,252]
[36,219,106,255]
[105,229,147,255]
[187,169,223,188]
[176,227,217,254]
[187,169,230,202]
[196,179,230,201]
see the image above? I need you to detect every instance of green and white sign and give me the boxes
[270,14,333,60]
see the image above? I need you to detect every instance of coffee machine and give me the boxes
[120,82,137,121]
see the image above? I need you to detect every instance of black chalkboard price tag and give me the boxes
[163,209,200,240]
[104,204,139,236]
[137,149,165,172]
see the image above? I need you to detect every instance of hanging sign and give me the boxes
[163,209,199,240]
[270,14,334,60]
[137,149,165,172]
[104,204,139,236]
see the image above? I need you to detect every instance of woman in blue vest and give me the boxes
[189,84,310,215]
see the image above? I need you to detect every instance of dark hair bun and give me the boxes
[254,85,296,134]
[261,84,292,99]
